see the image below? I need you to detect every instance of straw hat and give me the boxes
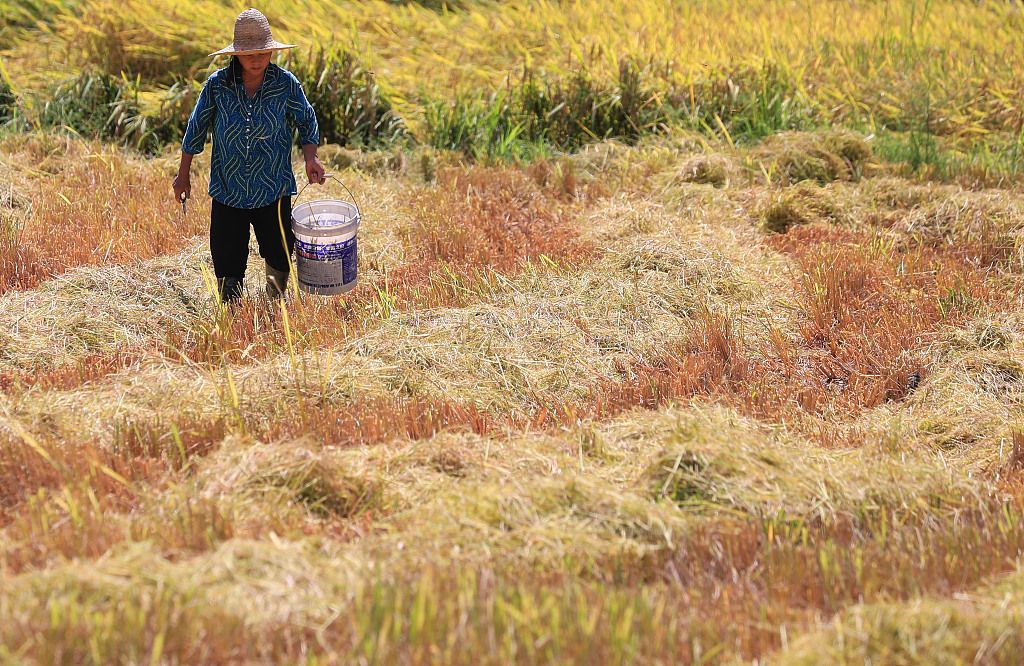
[208,8,295,57]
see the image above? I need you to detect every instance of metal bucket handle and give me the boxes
[293,173,362,222]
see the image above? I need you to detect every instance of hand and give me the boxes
[305,156,326,185]
[172,173,191,204]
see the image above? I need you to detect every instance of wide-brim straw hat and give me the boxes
[208,8,295,57]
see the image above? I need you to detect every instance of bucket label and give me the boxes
[295,237,357,289]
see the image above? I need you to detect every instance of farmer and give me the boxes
[172,8,325,303]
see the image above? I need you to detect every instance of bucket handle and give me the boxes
[293,173,362,219]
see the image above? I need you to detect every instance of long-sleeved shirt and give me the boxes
[182,63,319,210]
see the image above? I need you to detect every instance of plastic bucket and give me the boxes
[291,177,361,295]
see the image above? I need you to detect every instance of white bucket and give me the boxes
[291,197,360,295]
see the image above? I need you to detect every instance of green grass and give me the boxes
[9,48,1024,185]
[875,128,1024,185]
[285,48,408,149]
[0,63,16,127]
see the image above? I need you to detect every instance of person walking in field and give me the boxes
[172,8,325,303]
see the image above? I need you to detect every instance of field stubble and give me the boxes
[2,125,1024,663]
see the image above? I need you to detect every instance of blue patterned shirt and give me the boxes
[182,63,319,209]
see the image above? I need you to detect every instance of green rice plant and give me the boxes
[959,133,1024,185]
[425,58,668,161]
[40,70,129,141]
[0,62,17,126]
[426,59,824,161]
[285,48,408,149]
[676,64,821,143]
[423,94,542,162]
[36,70,197,154]
[147,78,201,145]
[872,127,1024,185]
[873,127,1024,185]
[424,93,549,162]
[517,59,669,150]
[938,281,978,320]
[875,127,946,175]
[109,77,201,154]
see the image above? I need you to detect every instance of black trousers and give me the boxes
[210,196,294,299]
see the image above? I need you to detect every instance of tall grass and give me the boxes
[673,63,819,142]
[424,60,819,161]
[3,0,1022,173]
[0,0,76,48]
[0,63,16,127]
[58,1,211,83]
[39,71,130,140]
[875,128,1024,185]
[285,48,408,148]
[29,51,404,155]
[34,72,210,154]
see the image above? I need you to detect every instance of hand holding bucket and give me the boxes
[305,156,326,185]
[291,174,361,296]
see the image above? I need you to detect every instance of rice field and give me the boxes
[3,1,1024,664]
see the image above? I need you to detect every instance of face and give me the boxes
[237,51,272,76]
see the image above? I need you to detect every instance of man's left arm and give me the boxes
[302,143,325,184]
[286,73,324,184]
